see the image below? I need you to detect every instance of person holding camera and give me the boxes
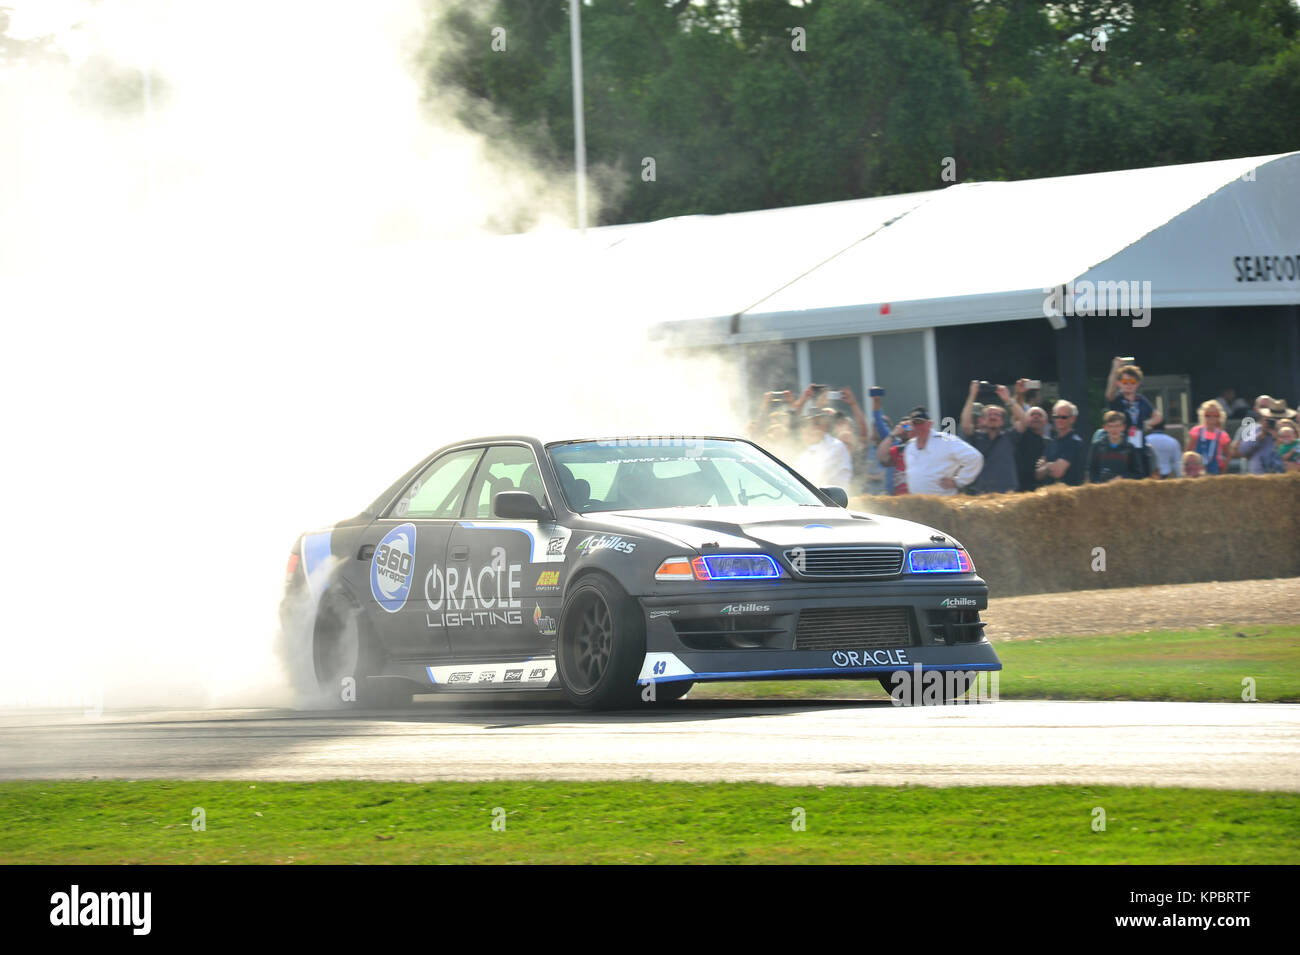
[1015,378,1042,414]
[961,381,1027,494]
[1086,410,1148,482]
[794,408,853,489]
[1105,357,1162,448]
[871,390,911,495]
[1239,411,1286,474]
[752,390,799,459]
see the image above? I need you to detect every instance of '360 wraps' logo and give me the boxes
[371,523,416,613]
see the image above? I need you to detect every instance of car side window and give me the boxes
[390,449,482,519]
[464,445,541,519]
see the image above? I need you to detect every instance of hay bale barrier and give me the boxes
[850,473,1300,598]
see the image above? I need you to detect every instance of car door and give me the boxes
[357,447,484,659]
[441,443,570,662]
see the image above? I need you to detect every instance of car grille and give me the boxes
[794,607,915,651]
[784,546,904,578]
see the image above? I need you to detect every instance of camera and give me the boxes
[869,386,885,397]
[826,390,842,401]
[1024,378,1042,391]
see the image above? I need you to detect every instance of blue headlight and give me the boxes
[907,548,972,573]
[694,554,781,580]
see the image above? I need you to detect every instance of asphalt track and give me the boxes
[2,698,1297,789]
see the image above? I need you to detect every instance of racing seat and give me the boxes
[486,475,515,517]
[517,464,548,509]
[556,464,591,510]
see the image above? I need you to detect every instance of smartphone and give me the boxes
[1119,356,1135,363]
[869,386,885,397]
[1024,379,1042,390]
[826,390,842,401]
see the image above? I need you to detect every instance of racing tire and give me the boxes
[878,669,976,706]
[282,584,412,708]
[557,575,645,710]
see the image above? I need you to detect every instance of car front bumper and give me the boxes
[635,577,999,684]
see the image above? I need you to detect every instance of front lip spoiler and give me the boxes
[638,662,1002,685]
[637,644,1002,684]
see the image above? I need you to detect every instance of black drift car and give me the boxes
[280,435,1000,709]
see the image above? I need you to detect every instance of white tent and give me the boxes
[638,151,1300,345]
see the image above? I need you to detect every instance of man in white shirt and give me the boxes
[794,410,853,490]
[1144,420,1183,477]
[900,407,984,495]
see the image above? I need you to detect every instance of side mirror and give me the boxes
[494,490,551,521]
[820,486,849,508]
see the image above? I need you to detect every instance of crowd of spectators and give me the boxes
[750,356,1299,496]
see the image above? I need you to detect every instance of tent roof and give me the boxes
[600,151,1299,344]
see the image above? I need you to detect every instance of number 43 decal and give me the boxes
[652,660,667,675]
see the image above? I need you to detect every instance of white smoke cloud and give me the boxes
[0,0,743,713]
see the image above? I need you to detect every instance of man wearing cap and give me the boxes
[1230,394,1275,463]
[1239,408,1286,474]
[898,407,984,496]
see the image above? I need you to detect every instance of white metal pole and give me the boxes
[570,0,587,234]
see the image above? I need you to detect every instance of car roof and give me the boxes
[431,434,750,451]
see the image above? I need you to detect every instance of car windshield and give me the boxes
[547,438,825,513]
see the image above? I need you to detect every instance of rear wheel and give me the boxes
[557,576,645,710]
[878,670,975,706]
[289,587,412,708]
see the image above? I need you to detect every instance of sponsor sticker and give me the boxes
[371,523,417,612]
[721,602,770,614]
[536,570,560,590]
[576,533,637,555]
[940,597,978,608]
[547,536,567,556]
[425,555,523,629]
[533,604,558,636]
[427,660,556,687]
[648,609,678,619]
[831,648,910,667]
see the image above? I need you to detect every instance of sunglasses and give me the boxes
[1119,378,1139,385]
[1052,414,1072,419]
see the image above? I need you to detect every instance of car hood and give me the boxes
[586,505,954,551]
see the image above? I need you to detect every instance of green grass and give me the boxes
[691,624,1300,703]
[1,780,1296,864]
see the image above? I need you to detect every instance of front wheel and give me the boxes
[557,576,645,710]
